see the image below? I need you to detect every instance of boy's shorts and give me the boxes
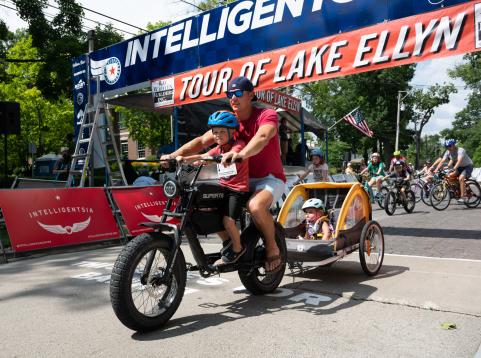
[249,174,286,205]
[224,188,250,220]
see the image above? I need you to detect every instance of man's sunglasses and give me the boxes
[226,90,244,99]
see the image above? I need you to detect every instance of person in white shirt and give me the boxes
[296,148,329,183]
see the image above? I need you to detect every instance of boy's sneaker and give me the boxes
[215,246,246,266]
[457,197,467,204]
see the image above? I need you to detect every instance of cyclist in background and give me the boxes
[360,152,385,196]
[296,148,329,183]
[388,150,407,173]
[434,139,474,203]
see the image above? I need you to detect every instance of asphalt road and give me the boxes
[0,200,480,358]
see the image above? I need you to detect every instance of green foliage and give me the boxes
[303,65,415,163]
[116,107,171,154]
[326,140,350,169]
[0,34,73,176]
[447,52,481,166]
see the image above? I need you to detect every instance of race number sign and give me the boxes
[0,188,120,252]
[110,186,179,235]
[153,1,481,107]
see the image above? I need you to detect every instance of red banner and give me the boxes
[0,188,120,252]
[255,89,301,115]
[110,186,178,235]
[152,1,481,108]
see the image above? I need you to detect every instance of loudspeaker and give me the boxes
[0,102,21,135]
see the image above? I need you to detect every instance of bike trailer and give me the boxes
[277,182,372,262]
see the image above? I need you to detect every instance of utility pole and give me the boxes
[395,91,409,152]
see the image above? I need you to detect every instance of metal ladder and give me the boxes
[67,84,127,187]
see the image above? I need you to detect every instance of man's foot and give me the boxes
[214,246,246,266]
[457,197,468,203]
[265,254,283,274]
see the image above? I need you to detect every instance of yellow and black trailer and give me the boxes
[277,182,385,276]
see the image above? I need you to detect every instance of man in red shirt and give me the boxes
[162,76,286,273]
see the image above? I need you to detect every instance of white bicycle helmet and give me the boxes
[302,198,325,211]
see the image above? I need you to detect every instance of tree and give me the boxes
[11,0,124,98]
[180,0,236,11]
[408,83,457,169]
[446,52,481,165]
[302,65,416,164]
[0,34,73,178]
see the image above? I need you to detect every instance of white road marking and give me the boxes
[385,253,481,263]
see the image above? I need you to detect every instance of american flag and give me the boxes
[342,108,373,137]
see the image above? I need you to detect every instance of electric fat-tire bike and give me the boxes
[110,157,287,332]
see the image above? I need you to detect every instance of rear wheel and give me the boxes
[384,191,396,216]
[421,182,432,206]
[430,183,451,211]
[410,183,422,203]
[377,187,389,209]
[464,180,481,208]
[359,220,385,276]
[238,222,287,295]
[110,233,186,332]
[403,190,416,213]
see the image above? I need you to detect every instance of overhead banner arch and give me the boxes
[151,1,481,107]
[79,0,473,97]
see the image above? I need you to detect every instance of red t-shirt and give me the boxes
[238,107,286,182]
[207,139,249,192]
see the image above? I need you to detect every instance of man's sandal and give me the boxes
[265,255,283,274]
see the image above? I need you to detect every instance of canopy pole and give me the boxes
[173,107,179,150]
[325,129,328,164]
[300,108,306,166]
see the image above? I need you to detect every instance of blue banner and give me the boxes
[72,55,88,138]
[87,0,470,95]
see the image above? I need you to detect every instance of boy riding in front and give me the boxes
[177,111,250,266]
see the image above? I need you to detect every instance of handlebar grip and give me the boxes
[212,155,242,164]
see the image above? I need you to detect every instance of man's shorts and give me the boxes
[456,165,473,178]
[249,174,286,205]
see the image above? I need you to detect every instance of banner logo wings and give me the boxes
[37,217,91,235]
[141,212,162,223]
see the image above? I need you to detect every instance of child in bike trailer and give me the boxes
[296,148,329,183]
[297,198,334,241]
[177,111,250,266]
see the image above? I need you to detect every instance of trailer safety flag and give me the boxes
[87,0,471,96]
[151,1,481,107]
[0,188,120,252]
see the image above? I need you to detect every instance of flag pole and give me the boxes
[328,107,359,131]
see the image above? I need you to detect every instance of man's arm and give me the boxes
[434,157,447,172]
[453,156,463,171]
[222,123,276,163]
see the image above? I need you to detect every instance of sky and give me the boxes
[1,0,470,136]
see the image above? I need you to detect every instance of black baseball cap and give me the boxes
[227,76,258,101]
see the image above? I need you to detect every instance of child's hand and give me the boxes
[175,155,184,162]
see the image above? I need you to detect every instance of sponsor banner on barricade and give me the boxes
[88,0,470,95]
[110,186,179,235]
[0,188,120,252]
[152,2,481,107]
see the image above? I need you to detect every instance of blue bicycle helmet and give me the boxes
[311,148,323,158]
[444,138,456,147]
[207,111,239,128]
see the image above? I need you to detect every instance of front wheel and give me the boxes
[384,191,396,216]
[359,220,385,276]
[377,187,389,209]
[430,183,451,211]
[464,180,481,208]
[110,233,186,332]
[403,190,416,213]
[238,222,287,295]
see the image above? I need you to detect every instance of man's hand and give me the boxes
[160,154,174,168]
[175,155,184,162]
[221,151,245,167]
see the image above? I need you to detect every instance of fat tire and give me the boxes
[359,220,385,276]
[110,233,186,332]
[384,191,396,216]
[238,222,287,295]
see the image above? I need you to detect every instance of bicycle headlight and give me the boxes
[163,179,178,198]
